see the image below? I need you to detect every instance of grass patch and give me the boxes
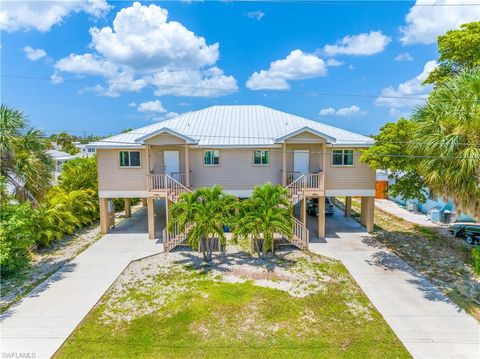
[55,250,410,358]
[336,197,480,321]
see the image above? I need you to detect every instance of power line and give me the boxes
[2,73,475,102]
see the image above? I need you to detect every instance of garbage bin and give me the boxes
[443,210,452,223]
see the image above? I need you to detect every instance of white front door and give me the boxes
[164,151,179,175]
[294,150,309,174]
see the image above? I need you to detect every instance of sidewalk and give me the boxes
[0,203,165,359]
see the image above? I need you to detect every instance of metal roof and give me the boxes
[89,105,374,148]
[47,149,76,161]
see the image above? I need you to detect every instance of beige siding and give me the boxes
[189,148,282,190]
[325,148,375,190]
[285,132,327,144]
[148,145,186,173]
[144,133,186,145]
[285,143,324,173]
[97,149,148,191]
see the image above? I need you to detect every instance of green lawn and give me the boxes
[55,250,410,358]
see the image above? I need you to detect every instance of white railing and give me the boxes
[304,173,323,191]
[170,172,187,186]
[287,172,303,185]
[147,173,166,192]
[166,175,191,203]
[285,175,305,205]
[162,221,192,252]
[292,217,309,250]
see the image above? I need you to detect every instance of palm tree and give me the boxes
[168,186,237,262]
[410,70,480,218]
[233,183,293,258]
[0,105,54,204]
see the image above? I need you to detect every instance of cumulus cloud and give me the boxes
[245,11,265,20]
[375,60,437,112]
[326,58,344,67]
[319,105,366,117]
[400,0,480,45]
[153,112,180,122]
[395,52,414,61]
[137,100,167,113]
[1,0,111,32]
[23,46,47,61]
[323,31,391,56]
[53,2,237,98]
[246,49,327,90]
[50,72,63,84]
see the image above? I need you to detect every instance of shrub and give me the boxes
[0,203,36,276]
[59,157,97,192]
[473,247,480,274]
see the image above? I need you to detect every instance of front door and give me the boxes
[294,150,309,174]
[164,151,179,175]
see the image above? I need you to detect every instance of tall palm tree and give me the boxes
[168,186,237,262]
[410,70,480,218]
[233,183,293,258]
[0,105,53,204]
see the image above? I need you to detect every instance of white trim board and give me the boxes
[325,189,375,197]
[99,191,148,198]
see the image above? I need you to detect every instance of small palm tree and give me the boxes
[168,186,237,262]
[0,104,53,204]
[233,183,293,258]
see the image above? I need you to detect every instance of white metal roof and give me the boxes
[47,149,75,161]
[89,105,374,148]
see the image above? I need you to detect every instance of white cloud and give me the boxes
[246,49,327,90]
[395,52,414,61]
[326,58,344,67]
[245,11,265,20]
[151,67,238,97]
[375,60,437,111]
[50,72,63,84]
[89,2,218,70]
[23,46,46,61]
[400,0,480,45]
[1,0,111,32]
[319,105,366,117]
[137,100,167,113]
[128,102,137,107]
[323,31,391,56]
[53,2,236,98]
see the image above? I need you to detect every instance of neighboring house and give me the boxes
[382,173,475,223]
[89,105,376,250]
[75,142,97,158]
[47,149,75,180]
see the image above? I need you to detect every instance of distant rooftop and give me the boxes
[89,105,374,148]
[47,149,75,161]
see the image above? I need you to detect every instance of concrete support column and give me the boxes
[165,197,170,228]
[185,144,190,188]
[141,198,147,207]
[366,197,375,234]
[108,200,115,227]
[345,196,352,217]
[99,198,109,235]
[282,143,287,186]
[318,196,325,238]
[301,197,307,225]
[147,197,156,239]
[124,198,131,218]
[360,197,368,226]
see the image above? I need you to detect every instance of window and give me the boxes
[119,151,141,167]
[88,148,95,153]
[253,150,269,165]
[204,150,220,166]
[332,149,354,166]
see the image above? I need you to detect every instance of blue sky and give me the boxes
[2,1,479,137]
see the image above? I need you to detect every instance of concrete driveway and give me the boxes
[308,208,480,359]
[1,201,165,359]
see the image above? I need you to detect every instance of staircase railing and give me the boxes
[165,175,190,203]
[147,173,166,192]
[285,174,306,205]
[292,217,309,250]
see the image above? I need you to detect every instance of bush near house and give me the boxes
[473,247,480,274]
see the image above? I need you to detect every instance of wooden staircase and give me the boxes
[160,175,193,252]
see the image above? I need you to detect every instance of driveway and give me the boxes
[307,209,480,359]
[1,201,165,359]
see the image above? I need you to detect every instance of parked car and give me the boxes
[307,197,335,217]
[448,223,480,245]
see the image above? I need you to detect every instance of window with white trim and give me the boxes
[253,150,269,165]
[204,150,220,166]
[332,149,354,166]
[119,151,141,167]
